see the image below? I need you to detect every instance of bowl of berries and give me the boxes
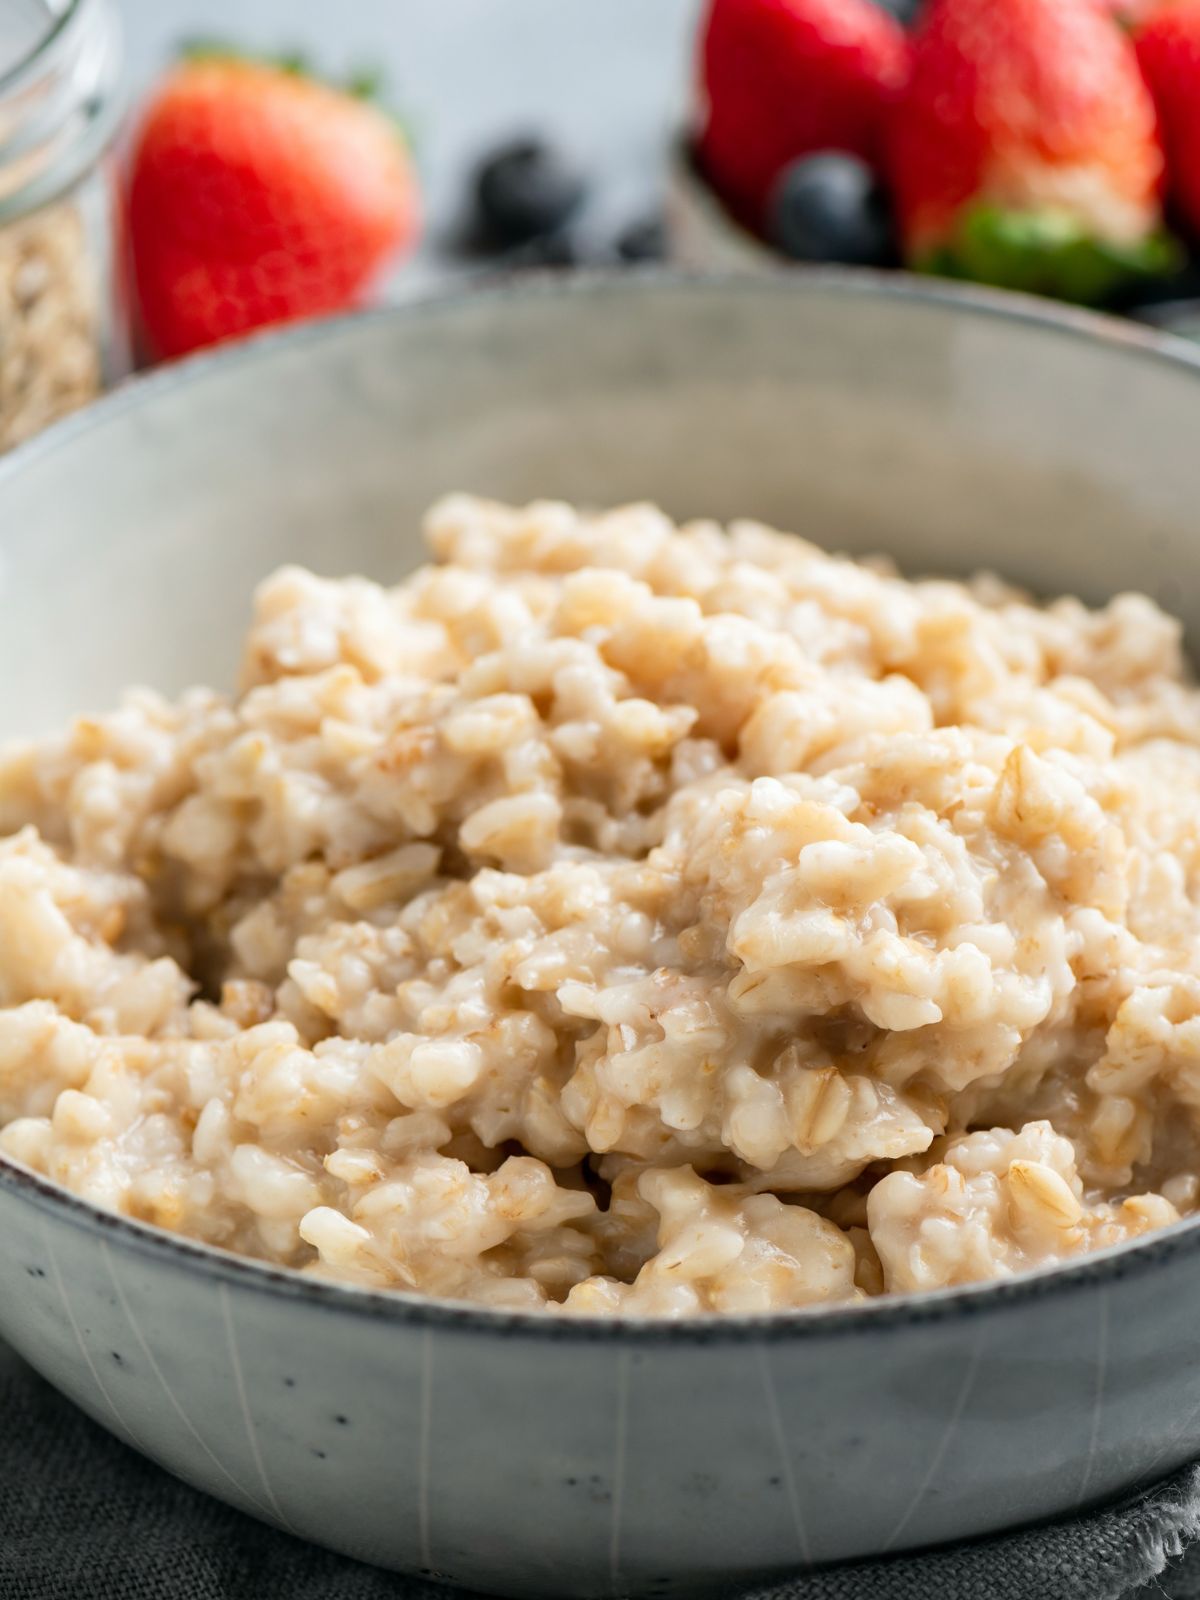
[672,0,1200,329]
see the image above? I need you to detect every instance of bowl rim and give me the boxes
[6,264,1200,1344]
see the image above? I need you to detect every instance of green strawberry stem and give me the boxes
[916,203,1182,306]
[175,38,414,148]
[179,39,383,102]
[345,67,386,102]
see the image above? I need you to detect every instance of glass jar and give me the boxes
[0,0,126,453]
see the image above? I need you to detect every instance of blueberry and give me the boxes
[616,216,667,263]
[768,153,894,267]
[474,138,586,248]
[873,0,923,25]
[513,228,583,269]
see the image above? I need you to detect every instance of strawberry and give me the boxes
[890,0,1175,304]
[1103,0,1161,19]
[696,0,910,229]
[1136,3,1200,238]
[128,54,419,360]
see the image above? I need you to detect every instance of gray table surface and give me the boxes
[115,0,702,293]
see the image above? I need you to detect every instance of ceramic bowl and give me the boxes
[3,273,1200,1599]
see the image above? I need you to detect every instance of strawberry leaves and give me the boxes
[918,204,1182,305]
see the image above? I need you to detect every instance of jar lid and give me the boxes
[0,0,125,224]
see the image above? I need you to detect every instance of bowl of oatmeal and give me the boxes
[3,272,1200,1595]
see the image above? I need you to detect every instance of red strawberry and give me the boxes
[1136,3,1200,236]
[129,55,420,360]
[890,0,1174,303]
[1104,0,1162,19]
[696,0,910,229]
[1084,0,1147,17]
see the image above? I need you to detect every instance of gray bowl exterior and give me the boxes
[4,274,1200,1596]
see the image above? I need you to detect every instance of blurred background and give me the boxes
[117,0,700,296]
[6,0,1200,453]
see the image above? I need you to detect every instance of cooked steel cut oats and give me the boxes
[1,495,1197,1314]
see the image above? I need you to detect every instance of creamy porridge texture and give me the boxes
[0,495,1196,1315]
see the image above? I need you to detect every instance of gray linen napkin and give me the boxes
[3,1341,1198,1600]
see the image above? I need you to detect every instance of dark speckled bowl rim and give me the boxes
[4,266,1200,1345]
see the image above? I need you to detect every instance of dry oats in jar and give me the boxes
[0,0,127,453]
